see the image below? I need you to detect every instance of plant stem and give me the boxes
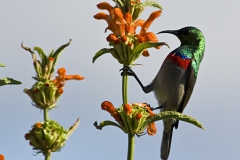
[122,65,135,160]
[127,133,135,160]
[45,153,51,160]
[44,108,50,160]
[44,108,49,121]
[122,65,128,104]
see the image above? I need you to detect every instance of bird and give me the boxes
[122,26,205,160]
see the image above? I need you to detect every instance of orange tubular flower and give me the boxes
[94,2,125,36]
[112,112,123,123]
[139,10,162,35]
[124,12,145,35]
[147,122,157,135]
[97,2,114,12]
[107,34,121,44]
[0,154,4,160]
[138,10,162,44]
[52,68,84,88]
[145,104,157,135]
[101,101,116,114]
[145,105,155,117]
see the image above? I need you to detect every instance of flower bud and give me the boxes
[25,120,69,155]
[123,104,132,114]
[135,113,142,120]
[101,101,116,114]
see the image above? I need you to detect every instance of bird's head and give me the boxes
[157,26,205,46]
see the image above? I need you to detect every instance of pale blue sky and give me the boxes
[0,0,240,160]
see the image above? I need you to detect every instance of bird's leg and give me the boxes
[150,105,163,111]
[120,66,147,92]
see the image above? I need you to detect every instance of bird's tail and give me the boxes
[160,126,174,160]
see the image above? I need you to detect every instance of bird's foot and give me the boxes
[150,105,163,111]
[144,104,162,111]
[136,131,147,137]
[120,66,136,77]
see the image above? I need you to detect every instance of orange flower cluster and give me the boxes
[94,2,162,57]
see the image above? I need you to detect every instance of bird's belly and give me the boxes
[153,59,188,111]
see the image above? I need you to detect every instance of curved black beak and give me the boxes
[157,30,178,35]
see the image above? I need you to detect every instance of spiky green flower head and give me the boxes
[24,81,60,110]
[22,40,84,110]
[25,119,80,156]
[21,40,72,81]
[94,101,205,136]
[94,102,157,136]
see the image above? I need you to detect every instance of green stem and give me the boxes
[43,108,50,160]
[122,65,128,104]
[122,65,135,160]
[44,108,49,121]
[127,133,135,160]
[45,153,51,160]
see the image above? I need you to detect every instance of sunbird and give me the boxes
[123,26,205,160]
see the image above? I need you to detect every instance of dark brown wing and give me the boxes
[175,64,196,129]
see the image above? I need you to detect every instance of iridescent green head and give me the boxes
[158,26,205,47]
[158,26,205,79]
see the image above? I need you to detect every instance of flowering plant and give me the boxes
[93,1,204,160]
[22,40,83,160]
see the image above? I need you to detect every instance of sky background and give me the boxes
[0,0,240,160]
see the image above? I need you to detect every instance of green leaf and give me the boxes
[93,120,123,131]
[51,39,71,73]
[138,111,205,133]
[34,60,43,78]
[51,39,71,59]
[0,63,5,67]
[34,47,48,65]
[132,41,169,60]
[142,0,163,10]
[92,48,111,63]
[0,77,22,86]
[66,118,81,138]
[49,49,55,57]
[113,0,124,8]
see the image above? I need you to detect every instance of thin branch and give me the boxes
[21,41,37,62]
